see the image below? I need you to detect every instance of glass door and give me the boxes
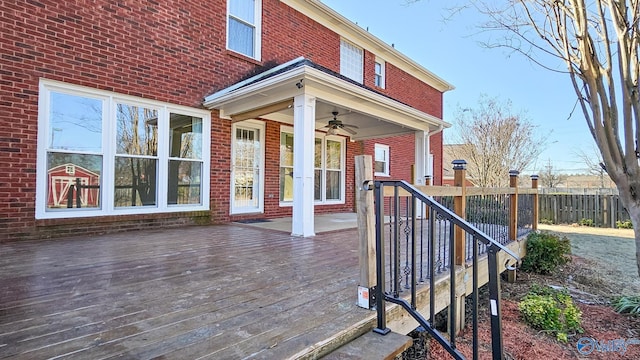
[231,123,264,214]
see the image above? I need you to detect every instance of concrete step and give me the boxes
[321,331,413,360]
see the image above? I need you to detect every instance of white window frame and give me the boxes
[226,0,262,61]
[230,120,265,215]
[35,79,211,219]
[374,144,390,177]
[279,126,345,206]
[340,39,364,84]
[374,58,385,88]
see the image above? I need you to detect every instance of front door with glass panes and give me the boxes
[231,122,264,214]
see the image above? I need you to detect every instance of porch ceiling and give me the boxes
[203,58,450,140]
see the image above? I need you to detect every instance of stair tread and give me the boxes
[322,331,413,360]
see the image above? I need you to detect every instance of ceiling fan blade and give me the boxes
[342,126,357,135]
[343,124,359,129]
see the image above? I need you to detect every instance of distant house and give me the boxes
[442,144,477,186]
[0,0,453,241]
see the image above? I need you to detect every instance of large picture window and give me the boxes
[36,80,210,219]
[280,127,345,205]
[227,0,262,60]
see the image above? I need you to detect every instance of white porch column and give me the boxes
[414,131,429,185]
[292,93,316,237]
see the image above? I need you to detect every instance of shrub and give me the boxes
[540,218,554,225]
[521,232,571,274]
[579,218,594,227]
[612,296,640,315]
[616,220,634,229]
[519,286,583,342]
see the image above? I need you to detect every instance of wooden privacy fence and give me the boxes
[538,193,630,228]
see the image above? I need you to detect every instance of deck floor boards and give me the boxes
[0,224,373,359]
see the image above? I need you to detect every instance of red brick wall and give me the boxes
[0,0,444,241]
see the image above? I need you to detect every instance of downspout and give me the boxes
[427,125,445,185]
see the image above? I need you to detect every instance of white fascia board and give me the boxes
[203,56,305,106]
[204,64,451,130]
[303,67,451,130]
[279,0,455,93]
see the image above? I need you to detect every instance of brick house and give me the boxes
[0,0,452,241]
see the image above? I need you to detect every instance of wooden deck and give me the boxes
[0,224,375,359]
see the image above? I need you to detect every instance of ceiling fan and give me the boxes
[324,111,358,135]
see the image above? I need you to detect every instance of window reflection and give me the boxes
[49,92,102,152]
[46,153,101,209]
[168,113,203,206]
[114,157,157,207]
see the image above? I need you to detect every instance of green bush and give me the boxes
[540,218,554,225]
[616,220,634,229]
[579,218,594,227]
[521,232,571,274]
[519,286,583,342]
[612,296,640,315]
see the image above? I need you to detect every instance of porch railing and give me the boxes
[355,157,538,360]
[370,179,520,359]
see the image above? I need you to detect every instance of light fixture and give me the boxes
[327,127,338,135]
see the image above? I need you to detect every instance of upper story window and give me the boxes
[374,144,390,176]
[374,59,385,88]
[227,0,262,60]
[36,79,211,219]
[340,39,363,83]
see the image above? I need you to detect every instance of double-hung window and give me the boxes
[374,59,385,88]
[279,127,345,204]
[374,144,390,176]
[36,79,210,219]
[227,0,262,60]
[340,39,363,83]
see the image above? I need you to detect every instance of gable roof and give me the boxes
[280,0,454,93]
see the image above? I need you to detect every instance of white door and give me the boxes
[231,122,264,214]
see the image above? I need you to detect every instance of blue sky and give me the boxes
[322,0,596,174]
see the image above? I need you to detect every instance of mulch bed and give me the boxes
[424,255,640,359]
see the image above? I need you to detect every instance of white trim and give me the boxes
[205,57,304,102]
[204,64,450,132]
[36,79,211,220]
[230,120,265,215]
[226,0,262,61]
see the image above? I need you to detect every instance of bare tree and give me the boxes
[539,158,567,188]
[575,145,612,188]
[448,95,546,187]
[458,0,640,275]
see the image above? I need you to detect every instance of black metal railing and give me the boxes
[517,193,535,237]
[370,180,520,360]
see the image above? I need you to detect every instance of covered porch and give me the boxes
[205,57,450,237]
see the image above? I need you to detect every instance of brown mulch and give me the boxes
[427,255,640,359]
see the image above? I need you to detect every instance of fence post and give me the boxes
[531,175,539,231]
[509,170,519,242]
[453,160,467,266]
[452,160,467,335]
[355,155,376,309]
